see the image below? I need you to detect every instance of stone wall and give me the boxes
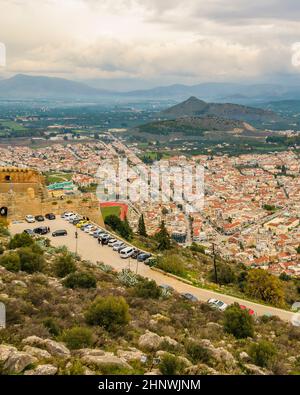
[0,192,104,227]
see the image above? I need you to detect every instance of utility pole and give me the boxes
[75,230,78,255]
[212,243,218,284]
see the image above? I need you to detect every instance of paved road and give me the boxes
[9,218,298,324]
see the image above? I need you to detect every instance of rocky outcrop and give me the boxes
[22,336,70,358]
[43,339,70,358]
[0,345,17,362]
[138,331,163,351]
[244,363,271,376]
[24,364,58,375]
[23,346,52,360]
[3,351,38,374]
[81,352,132,370]
[138,330,178,351]
[199,339,236,367]
[117,348,145,362]
[185,363,219,375]
[239,351,251,362]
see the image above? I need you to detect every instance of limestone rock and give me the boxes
[244,363,271,375]
[185,364,219,375]
[199,339,236,367]
[75,349,105,358]
[239,351,251,362]
[117,347,145,362]
[12,280,27,288]
[43,339,70,358]
[4,351,38,374]
[82,352,132,370]
[22,336,46,347]
[24,364,58,375]
[23,345,51,360]
[138,331,163,351]
[144,369,161,375]
[162,336,178,348]
[0,345,17,362]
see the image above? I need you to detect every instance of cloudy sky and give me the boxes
[0,0,300,87]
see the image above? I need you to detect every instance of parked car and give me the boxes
[45,213,56,220]
[207,298,228,311]
[159,284,174,292]
[113,241,125,251]
[23,229,34,236]
[137,252,152,262]
[108,238,118,247]
[35,215,45,222]
[52,229,67,237]
[76,220,88,228]
[33,226,49,235]
[93,229,105,238]
[83,225,94,232]
[181,293,198,302]
[62,212,75,220]
[25,215,35,223]
[240,305,255,316]
[131,249,142,259]
[120,247,135,259]
[101,236,113,245]
[116,243,127,252]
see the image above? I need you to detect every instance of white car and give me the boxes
[83,225,94,233]
[62,212,75,220]
[120,247,135,259]
[207,298,228,311]
[113,241,125,251]
[25,215,35,223]
[108,238,118,247]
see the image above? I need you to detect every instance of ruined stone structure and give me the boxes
[0,167,104,226]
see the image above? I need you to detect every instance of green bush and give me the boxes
[0,252,20,272]
[85,296,130,331]
[63,271,97,289]
[62,327,94,350]
[190,243,206,254]
[186,341,211,364]
[43,317,61,336]
[0,244,4,255]
[249,340,277,368]
[8,233,34,249]
[18,247,45,274]
[209,262,237,285]
[133,279,161,299]
[159,353,184,375]
[54,253,76,278]
[223,303,254,339]
[157,254,186,277]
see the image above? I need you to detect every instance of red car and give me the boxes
[240,305,255,316]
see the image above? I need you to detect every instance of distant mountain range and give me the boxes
[0,74,111,99]
[0,74,299,103]
[161,96,283,124]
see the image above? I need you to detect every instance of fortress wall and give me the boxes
[0,193,104,227]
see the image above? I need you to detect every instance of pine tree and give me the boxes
[138,214,147,237]
[156,220,171,251]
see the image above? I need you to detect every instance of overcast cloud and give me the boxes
[0,0,300,84]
